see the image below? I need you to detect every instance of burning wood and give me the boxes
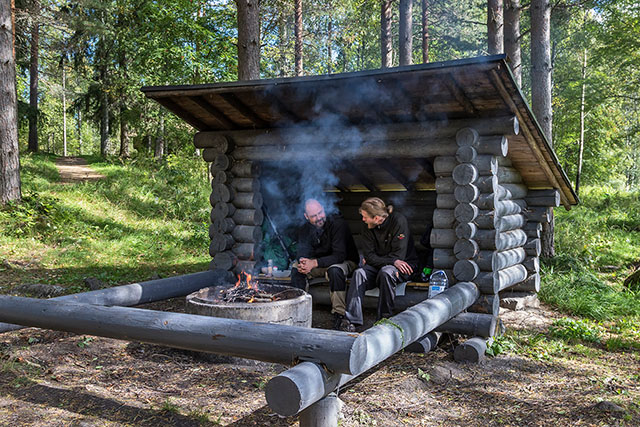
[217,272,298,303]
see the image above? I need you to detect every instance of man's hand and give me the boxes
[393,259,413,276]
[298,257,318,275]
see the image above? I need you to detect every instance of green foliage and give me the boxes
[417,367,430,382]
[549,318,602,344]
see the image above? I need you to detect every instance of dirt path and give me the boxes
[55,157,105,183]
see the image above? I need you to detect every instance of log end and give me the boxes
[454,337,487,363]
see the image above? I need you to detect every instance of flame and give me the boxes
[235,271,259,291]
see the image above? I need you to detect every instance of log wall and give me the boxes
[199,132,263,275]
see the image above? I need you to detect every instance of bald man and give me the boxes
[291,199,360,330]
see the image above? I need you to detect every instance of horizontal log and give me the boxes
[476,136,508,156]
[468,294,500,315]
[208,153,231,171]
[210,251,236,270]
[436,313,498,338]
[0,295,366,375]
[455,118,519,147]
[433,209,455,229]
[476,175,498,193]
[456,146,477,163]
[233,209,264,226]
[455,222,477,240]
[474,229,527,251]
[494,214,526,232]
[509,273,540,292]
[232,192,263,210]
[433,156,457,177]
[495,200,526,217]
[210,184,234,204]
[525,239,542,257]
[496,183,528,201]
[475,248,526,271]
[209,231,235,253]
[497,166,523,184]
[523,256,540,273]
[203,148,231,162]
[211,202,236,220]
[455,203,479,222]
[430,228,457,249]
[473,155,498,175]
[498,157,512,167]
[266,282,480,416]
[525,228,541,239]
[454,259,479,281]
[232,142,457,161]
[194,132,231,151]
[221,117,518,148]
[0,270,234,334]
[436,193,457,209]
[231,178,261,193]
[212,170,232,186]
[452,163,478,186]
[524,221,542,232]
[526,189,560,207]
[456,127,479,146]
[454,184,479,203]
[453,238,479,260]
[524,206,550,223]
[232,242,261,261]
[454,337,488,363]
[230,161,260,178]
[232,225,263,243]
[476,264,528,294]
[405,332,441,354]
[433,248,457,269]
[435,177,455,193]
[212,217,235,234]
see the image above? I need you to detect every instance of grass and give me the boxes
[0,152,211,290]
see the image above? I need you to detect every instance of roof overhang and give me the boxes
[142,55,578,208]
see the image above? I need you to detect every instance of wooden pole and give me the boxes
[0,295,367,375]
[265,282,480,416]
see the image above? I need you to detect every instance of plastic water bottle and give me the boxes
[428,270,448,298]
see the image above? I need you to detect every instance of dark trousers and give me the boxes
[344,264,409,325]
[290,266,349,292]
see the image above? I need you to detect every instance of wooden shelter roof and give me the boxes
[142,55,578,208]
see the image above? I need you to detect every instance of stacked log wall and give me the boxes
[198,132,264,275]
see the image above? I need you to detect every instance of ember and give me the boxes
[216,272,298,303]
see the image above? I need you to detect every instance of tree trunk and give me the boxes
[327,19,333,74]
[575,48,587,196]
[119,105,130,158]
[0,0,21,204]
[294,0,302,76]
[399,0,412,66]
[100,86,109,156]
[487,0,503,54]
[77,108,82,156]
[236,0,260,80]
[421,0,429,63]
[278,9,287,77]
[531,0,554,257]
[504,0,521,86]
[27,0,39,153]
[62,61,67,157]
[381,0,392,68]
[155,113,165,160]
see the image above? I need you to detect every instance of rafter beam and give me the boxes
[220,93,268,128]
[192,96,236,129]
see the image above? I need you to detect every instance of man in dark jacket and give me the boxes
[343,197,418,331]
[291,199,360,328]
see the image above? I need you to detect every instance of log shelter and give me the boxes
[143,55,576,302]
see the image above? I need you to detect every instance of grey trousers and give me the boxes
[344,264,407,325]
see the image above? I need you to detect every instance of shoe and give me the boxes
[332,313,345,330]
[338,319,357,333]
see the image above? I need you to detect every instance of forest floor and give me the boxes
[0,300,638,427]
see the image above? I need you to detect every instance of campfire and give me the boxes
[216,272,300,303]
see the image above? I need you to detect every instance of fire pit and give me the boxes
[186,272,312,328]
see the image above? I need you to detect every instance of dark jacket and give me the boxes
[361,211,419,269]
[296,215,360,268]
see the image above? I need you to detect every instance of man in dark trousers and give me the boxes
[291,199,360,329]
[343,197,418,331]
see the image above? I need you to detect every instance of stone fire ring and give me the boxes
[186,284,312,328]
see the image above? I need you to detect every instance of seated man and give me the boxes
[343,197,419,331]
[290,199,360,329]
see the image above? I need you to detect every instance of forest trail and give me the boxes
[55,157,105,183]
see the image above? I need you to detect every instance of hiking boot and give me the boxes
[332,313,346,330]
[338,318,357,333]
